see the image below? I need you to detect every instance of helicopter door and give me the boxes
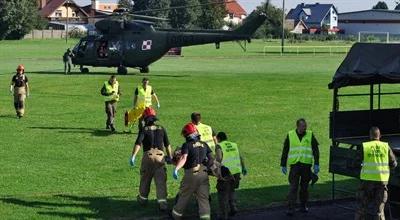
[96,40,109,59]
[76,39,88,57]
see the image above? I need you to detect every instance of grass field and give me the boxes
[0,39,365,219]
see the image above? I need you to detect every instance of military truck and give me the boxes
[328,43,400,217]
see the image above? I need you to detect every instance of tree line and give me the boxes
[373,1,400,10]
[0,0,282,40]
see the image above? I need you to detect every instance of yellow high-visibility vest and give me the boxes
[196,123,215,152]
[137,85,152,107]
[219,141,242,175]
[360,140,390,182]
[104,81,119,102]
[288,130,313,165]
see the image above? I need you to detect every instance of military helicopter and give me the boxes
[71,3,267,74]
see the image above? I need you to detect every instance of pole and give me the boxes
[66,0,69,44]
[281,0,285,54]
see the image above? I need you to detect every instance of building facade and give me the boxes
[339,10,400,35]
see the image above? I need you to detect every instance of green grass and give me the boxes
[0,39,362,219]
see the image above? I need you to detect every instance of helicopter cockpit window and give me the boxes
[97,41,108,58]
[79,40,88,51]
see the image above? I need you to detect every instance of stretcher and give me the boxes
[124,105,146,126]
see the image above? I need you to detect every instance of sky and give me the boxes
[74,0,398,13]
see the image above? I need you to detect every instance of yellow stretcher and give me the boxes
[124,105,146,126]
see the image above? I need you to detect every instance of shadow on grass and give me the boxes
[28,126,134,137]
[0,114,17,119]
[28,71,190,78]
[0,179,360,219]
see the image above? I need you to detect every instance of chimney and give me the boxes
[39,0,47,9]
[91,0,99,17]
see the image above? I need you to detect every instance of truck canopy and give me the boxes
[329,43,400,89]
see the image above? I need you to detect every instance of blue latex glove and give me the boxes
[242,167,248,176]
[129,156,135,167]
[314,165,320,175]
[157,103,160,109]
[173,169,179,180]
[281,166,287,175]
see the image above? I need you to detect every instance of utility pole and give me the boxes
[281,0,285,54]
[66,0,69,44]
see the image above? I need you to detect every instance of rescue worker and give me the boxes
[172,123,213,220]
[355,127,397,220]
[133,77,160,131]
[10,64,29,118]
[100,75,121,132]
[63,48,74,74]
[280,118,320,216]
[129,107,172,212]
[191,112,217,152]
[215,132,247,220]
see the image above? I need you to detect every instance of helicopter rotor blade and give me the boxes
[134,0,236,14]
[127,14,170,22]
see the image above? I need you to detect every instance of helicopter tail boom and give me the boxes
[163,11,266,48]
[233,11,267,37]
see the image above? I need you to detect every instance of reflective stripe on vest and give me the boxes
[137,85,152,107]
[104,81,119,102]
[219,141,242,175]
[360,140,390,182]
[196,123,215,152]
[288,130,313,165]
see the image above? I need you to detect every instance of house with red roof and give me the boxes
[38,0,89,24]
[223,1,247,30]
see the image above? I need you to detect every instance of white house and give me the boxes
[286,3,339,34]
[223,1,247,30]
[339,10,400,35]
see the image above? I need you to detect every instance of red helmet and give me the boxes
[181,123,198,137]
[143,107,156,118]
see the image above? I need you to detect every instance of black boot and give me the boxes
[299,203,309,213]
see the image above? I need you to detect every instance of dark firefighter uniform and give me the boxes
[10,65,29,118]
[215,135,247,220]
[100,76,120,132]
[355,140,397,220]
[133,115,172,211]
[172,123,213,220]
[281,129,319,214]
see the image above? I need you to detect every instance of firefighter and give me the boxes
[130,107,172,212]
[191,112,217,152]
[10,64,29,118]
[100,75,121,132]
[172,123,213,220]
[280,118,320,216]
[355,127,397,220]
[215,132,247,220]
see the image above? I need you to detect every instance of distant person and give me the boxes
[280,118,320,216]
[63,48,74,74]
[100,75,121,132]
[215,132,247,220]
[97,41,108,58]
[171,123,213,220]
[355,127,397,220]
[10,64,29,118]
[133,77,160,131]
[191,112,216,152]
[129,108,172,212]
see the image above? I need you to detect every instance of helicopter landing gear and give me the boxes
[140,66,149,73]
[117,65,128,75]
[80,65,89,73]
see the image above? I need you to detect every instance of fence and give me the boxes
[24,30,67,39]
[263,45,352,56]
